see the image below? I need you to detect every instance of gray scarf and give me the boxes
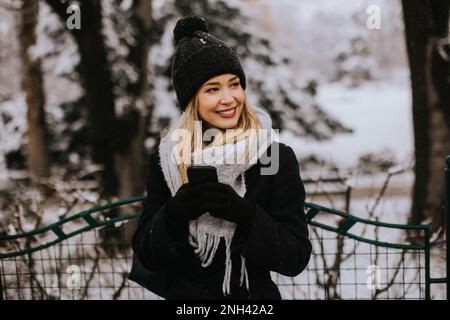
[159,106,276,295]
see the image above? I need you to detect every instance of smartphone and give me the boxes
[187,165,218,185]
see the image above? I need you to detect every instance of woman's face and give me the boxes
[196,73,245,129]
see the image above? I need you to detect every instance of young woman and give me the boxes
[131,15,311,300]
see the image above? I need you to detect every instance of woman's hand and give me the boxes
[201,182,256,224]
[165,183,207,223]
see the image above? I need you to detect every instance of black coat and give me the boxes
[131,142,312,300]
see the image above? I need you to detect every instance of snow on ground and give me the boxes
[282,69,413,170]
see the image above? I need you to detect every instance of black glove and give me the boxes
[201,182,256,224]
[165,183,207,224]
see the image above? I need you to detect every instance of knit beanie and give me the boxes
[171,15,247,111]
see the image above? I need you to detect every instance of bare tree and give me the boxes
[17,0,50,180]
[402,0,450,234]
[112,0,155,241]
[114,0,154,203]
[44,0,157,203]
[46,0,118,197]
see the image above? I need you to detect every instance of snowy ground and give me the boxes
[282,69,413,170]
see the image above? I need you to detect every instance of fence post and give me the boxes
[446,156,450,300]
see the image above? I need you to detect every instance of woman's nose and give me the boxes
[220,88,234,104]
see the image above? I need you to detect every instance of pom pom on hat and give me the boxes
[173,15,209,46]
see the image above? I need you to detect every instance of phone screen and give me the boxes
[187,166,218,184]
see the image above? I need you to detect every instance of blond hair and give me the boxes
[162,94,261,183]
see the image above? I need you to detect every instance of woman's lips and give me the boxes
[215,107,237,118]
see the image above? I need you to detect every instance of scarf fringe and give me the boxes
[189,227,249,296]
[223,238,232,295]
[240,256,249,289]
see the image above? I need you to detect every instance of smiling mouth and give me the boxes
[215,107,237,117]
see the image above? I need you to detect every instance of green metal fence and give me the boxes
[0,157,448,300]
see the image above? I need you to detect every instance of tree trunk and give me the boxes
[46,0,118,197]
[402,0,450,234]
[77,1,118,197]
[115,0,155,241]
[116,0,153,201]
[18,0,51,180]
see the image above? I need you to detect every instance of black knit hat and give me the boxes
[171,15,247,111]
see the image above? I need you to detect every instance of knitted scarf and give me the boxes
[159,106,277,295]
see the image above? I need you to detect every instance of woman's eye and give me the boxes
[207,88,218,93]
[231,82,240,87]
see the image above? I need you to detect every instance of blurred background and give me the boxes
[0,0,449,299]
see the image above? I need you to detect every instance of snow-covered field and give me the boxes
[282,69,413,170]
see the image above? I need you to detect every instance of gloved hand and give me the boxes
[165,183,207,223]
[201,182,256,224]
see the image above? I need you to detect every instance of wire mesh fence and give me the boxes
[0,197,154,300]
[274,227,427,300]
[0,194,440,300]
[0,224,157,300]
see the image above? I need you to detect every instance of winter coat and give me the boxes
[130,142,312,300]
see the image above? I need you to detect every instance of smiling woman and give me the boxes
[197,74,245,129]
[130,15,311,300]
